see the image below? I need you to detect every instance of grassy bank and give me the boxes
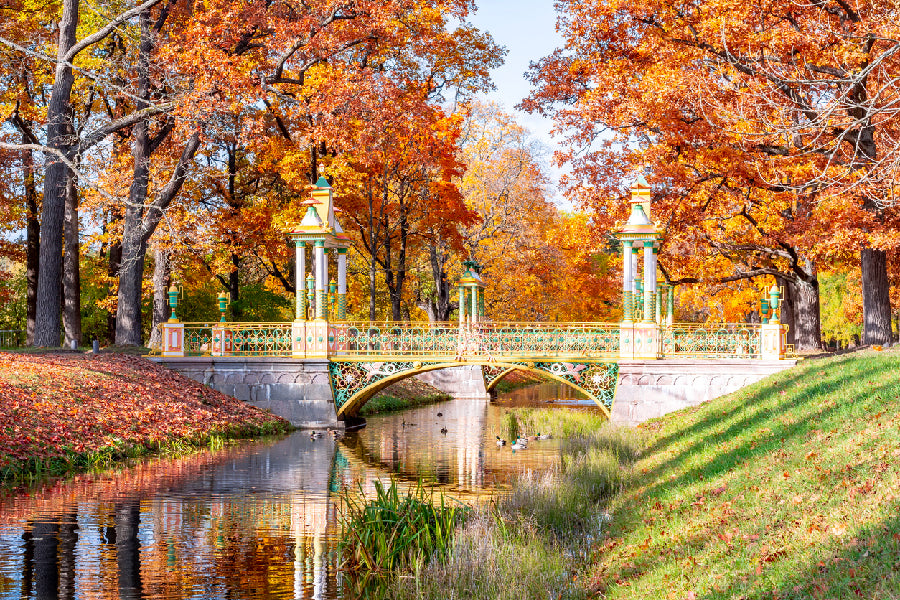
[360,378,451,416]
[0,352,290,484]
[582,348,900,599]
[343,348,900,599]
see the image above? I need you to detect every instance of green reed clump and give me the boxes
[339,480,466,579]
[500,411,520,442]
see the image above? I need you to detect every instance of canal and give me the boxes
[0,382,598,599]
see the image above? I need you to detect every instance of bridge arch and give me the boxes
[328,359,619,419]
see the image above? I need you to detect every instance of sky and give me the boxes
[466,0,570,205]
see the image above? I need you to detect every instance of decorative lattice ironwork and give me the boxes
[330,360,619,414]
[662,324,761,358]
[533,361,619,409]
[482,364,511,389]
[182,324,293,356]
[332,322,620,359]
[329,361,416,410]
[331,323,459,356]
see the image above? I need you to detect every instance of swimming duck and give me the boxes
[537,433,552,440]
[511,440,527,451]
[440,427,448,434]
[495,436,506,447]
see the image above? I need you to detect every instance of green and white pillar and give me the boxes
[643,241,656,322]
[337,248,347,319]
[314,240,327,319]
[622,240,633,321]
[306,272,315,319]
[295,241,306,320]
[458,286,466,325]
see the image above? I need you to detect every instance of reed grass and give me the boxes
[339,480,466,581]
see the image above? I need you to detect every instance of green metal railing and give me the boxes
[662,323,762,358]
[181,323,293,356]
[331,321,621,359]
[162,321,772,360]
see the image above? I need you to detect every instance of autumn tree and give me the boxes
[524,0,900,348]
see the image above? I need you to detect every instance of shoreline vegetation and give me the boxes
[0,352,290,486]
[340,348,900,599]
[360,378,452,417]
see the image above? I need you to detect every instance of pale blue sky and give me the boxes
[467,0,569,204]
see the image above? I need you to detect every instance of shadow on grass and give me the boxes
[704,503,900,600]
[634,354,897,501]
[590,352,900,598]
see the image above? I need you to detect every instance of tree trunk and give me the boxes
[23,134,39,346]
[229,254,241,320]
[106,235,121,345]
[368,257,377,321]
[148,246,170,348]
[116,128,201,345]
[115,128,151,345]
[428,243,454,322]
[34,0,79,347]
[861,248,892,345]
[63,175,82,346]
[115,502,142,600]
[790,276,822,351]
[58,515,78,600]
[116,12,152,346]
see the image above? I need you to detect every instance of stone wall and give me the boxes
[611,359,797,425]
[151,357,340,428]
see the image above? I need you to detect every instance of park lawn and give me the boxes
[0,352,289,483]
[589,348,900,599]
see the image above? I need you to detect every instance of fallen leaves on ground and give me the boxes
[0,352,288,468]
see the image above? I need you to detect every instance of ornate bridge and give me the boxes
[155,320,784,421]
[151,173,791,427]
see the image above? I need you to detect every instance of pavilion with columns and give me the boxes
[288,172,351,322]
[614,175,674,359]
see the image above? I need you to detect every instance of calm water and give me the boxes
[0,382,597,600]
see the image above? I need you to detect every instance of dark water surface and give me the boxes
[0,383,598,599]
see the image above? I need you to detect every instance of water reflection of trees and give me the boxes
[1,434,346,600]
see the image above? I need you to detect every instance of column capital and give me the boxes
[337,247,348,254]
[294,239,306,248]
[314,239,325,247]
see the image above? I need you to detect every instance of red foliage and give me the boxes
[0,353,287,468]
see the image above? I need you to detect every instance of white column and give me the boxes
[315,242,325,318]
[338,251,347,294]
[459,286,466,326]
[622,241,633,292]
[631,246,639,294]
[644,243,655,293]
[471,286,478,324]
[295,242,305,320]
[643,242,655,321]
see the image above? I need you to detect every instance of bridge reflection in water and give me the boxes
[0,389,584,600]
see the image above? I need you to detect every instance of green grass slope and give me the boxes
[591,349,900,599]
